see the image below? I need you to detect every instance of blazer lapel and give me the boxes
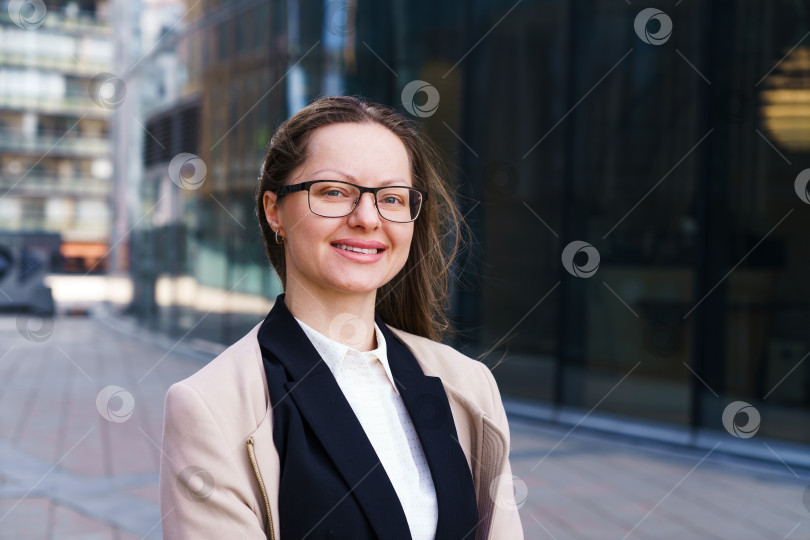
[258,295,412,540]
[379,314,480,539]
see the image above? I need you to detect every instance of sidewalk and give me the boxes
[0,310,808,539]
[508,417,809,538]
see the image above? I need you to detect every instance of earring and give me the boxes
[275,229,284,245]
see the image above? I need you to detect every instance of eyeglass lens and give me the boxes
[308,181,422,222]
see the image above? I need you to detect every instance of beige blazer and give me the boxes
[159,320,525,540]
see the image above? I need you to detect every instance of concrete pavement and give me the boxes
[0,310,808,539]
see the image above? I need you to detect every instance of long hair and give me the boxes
[255,96,470,342]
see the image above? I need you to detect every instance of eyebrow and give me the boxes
[311,168,409,186]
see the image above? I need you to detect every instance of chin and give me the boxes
[330,278,387,295]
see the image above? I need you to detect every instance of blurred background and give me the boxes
[2,0,810,537]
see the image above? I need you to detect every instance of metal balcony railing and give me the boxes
[0,217,110,238]
[0,51,112,76]
[0,130,111,157]
[0,93,111,117]
[0,174,109,196]
[0,10,110,34]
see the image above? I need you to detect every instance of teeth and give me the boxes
[335,244,379,254]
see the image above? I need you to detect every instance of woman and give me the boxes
[159,96,524,539]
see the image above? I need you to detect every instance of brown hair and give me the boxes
[255,96,470,342]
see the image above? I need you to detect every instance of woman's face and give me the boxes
[263,122,415,300]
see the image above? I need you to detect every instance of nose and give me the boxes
[348,192,381,228]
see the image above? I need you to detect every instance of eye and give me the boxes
[381,195,405,205]
[316,183,353,198]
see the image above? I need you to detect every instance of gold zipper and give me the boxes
[246,436,276,540]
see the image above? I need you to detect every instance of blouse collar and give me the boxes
[293,316,401,396]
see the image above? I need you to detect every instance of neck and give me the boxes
[283,281,378,352]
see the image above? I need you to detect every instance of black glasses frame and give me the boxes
[273,180,428,223]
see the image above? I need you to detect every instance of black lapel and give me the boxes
[377,313,480,539]
[258,294,411,540]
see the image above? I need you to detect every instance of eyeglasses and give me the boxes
[273,180,427,223]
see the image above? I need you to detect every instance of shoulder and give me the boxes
[387,325,501,418]
[164,322,267,434]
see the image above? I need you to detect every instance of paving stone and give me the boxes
[509,418,810,539]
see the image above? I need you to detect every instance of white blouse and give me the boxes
[294,316,439,540]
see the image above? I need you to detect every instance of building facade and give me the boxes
[117,0,810,452]
[0,0,114,272]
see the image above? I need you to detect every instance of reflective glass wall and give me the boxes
[118,0,810,445]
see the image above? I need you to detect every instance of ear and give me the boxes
[263,190,283,233]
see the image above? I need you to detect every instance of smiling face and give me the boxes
[263,122,415,301]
